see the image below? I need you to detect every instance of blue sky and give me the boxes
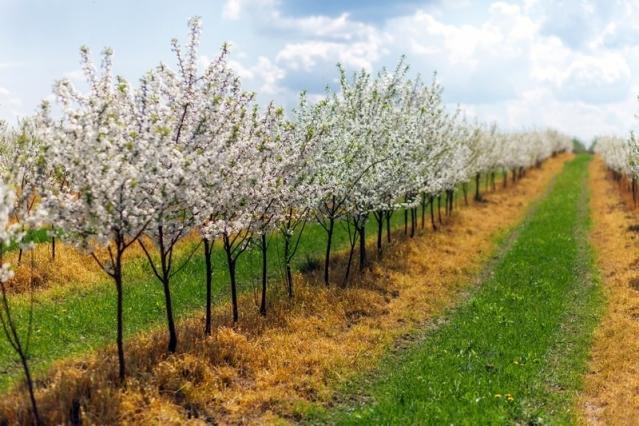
[1,0,638,141]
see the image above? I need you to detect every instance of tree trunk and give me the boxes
[437,194,442,224]
[323,216,335,286]
[19,352,41,425]
[386,211,392,243]
[283,233,293,299]
[51,236,56,261]
[404,200,408,235]
[260,233,267,316]
[203,238,213,336]
[421,194,427,229]
[462,183,468,206]
[448,190,454,214]
[375,212,383,256]
[114,259,125,383]
[156,227,177,353]
[410,207,417,238]
[359,219,367,271]
[223,235,239,322]
[430,195,437,231]
[445,191,450,216]
[0,279,41,425]
[162,275,177,353]
[343,229,358,287]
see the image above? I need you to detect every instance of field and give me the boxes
[2,151,639,424]
[3,8,639,426]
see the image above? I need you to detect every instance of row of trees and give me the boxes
[595,135,639,176]
[594,135,639,204]
[0,18,572,422]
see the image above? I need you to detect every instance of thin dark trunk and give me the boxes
[260,233,267,316]
[437,194,442,224]
[359,219,367,271]
[324,216,335,286]
[445,191,449,215]
[475,173,481,201]
[503,170,508,188]
[51,236,56,261]
[386,211,392,243]
[203,238,213,336]
[114,260,125,383]
[491,172,496,192]
[223,235,239,322]
[404,202,408,235]
[343,228,358,287]
[412,208,417,237]
[421,194,427,229]
[283,233,293,299]
[162,275,177,352]
[430,195,437,231]
[462,183,468,205]
[155,226,177,353]
[375,212,383,255]
[286,263,293,298]
[449,190,454,214]
[0,278,41,424]
[91,238,127,383]
[20,352,40,425]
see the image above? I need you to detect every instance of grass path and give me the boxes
[323,155,603,425]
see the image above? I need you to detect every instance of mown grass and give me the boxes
[319,155,603,425]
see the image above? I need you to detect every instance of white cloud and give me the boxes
[226,55,285,95]
[254,56,285,94]
[271,12,389,75]
[222,0,279,21]
[0,86,23,122]
[5,0,639,140]
[228,0,639,139]
[276,38,385,72]
[222,0,242,20]
[228,59,255,80]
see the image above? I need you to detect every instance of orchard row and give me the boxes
[0,19,571,420]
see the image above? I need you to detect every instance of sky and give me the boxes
[1,0,639,142]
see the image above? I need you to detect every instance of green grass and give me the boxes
[318,155,603,425]
[0,196,432,391]
[0,167,504,392]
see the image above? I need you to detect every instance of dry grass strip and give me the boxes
[579,156,639,425]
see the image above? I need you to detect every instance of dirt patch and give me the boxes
[579,156,639,425]
[0,155,570,425]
